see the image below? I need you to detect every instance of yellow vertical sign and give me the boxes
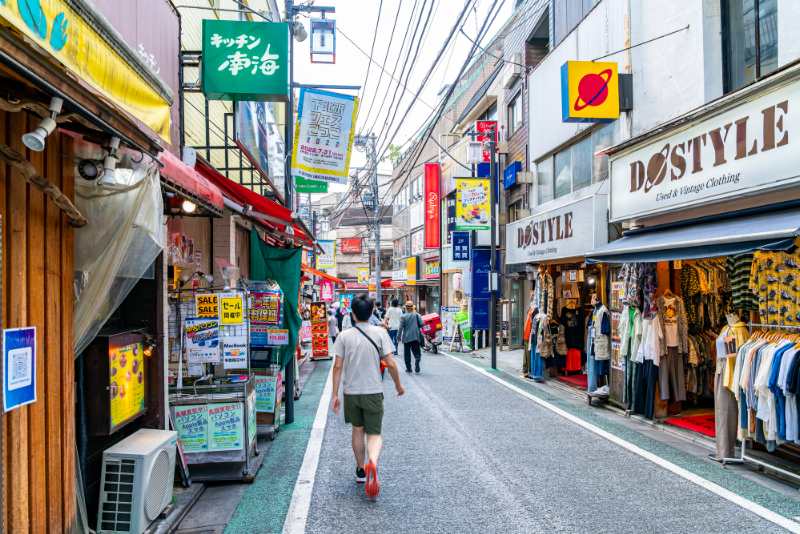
[220,293,244,324]
[407,257,417,286]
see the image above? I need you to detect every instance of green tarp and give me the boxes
[249,227,301,370]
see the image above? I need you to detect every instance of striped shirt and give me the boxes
[727,253,758,311]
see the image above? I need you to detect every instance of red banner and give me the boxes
[340,238,362,253]
[424,163,440,249]
[476,120,498,163]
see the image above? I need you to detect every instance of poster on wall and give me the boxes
[300,320,312,343]
[249,290,282,346]
[610,282,624,310]
[255,374,282,412]
[3,327,37,413]
[411,230,424,255]
[109,342,146,428]
[341,238,362,253]
[611,312,621,342]
[185,318,220,363]
[320,279,334,301]
[208,403,244,450]
[317,241,335,268]
[339,293,354,311]
[222,334,248,369]
[455,179,490,230]
[174,405,209,452]
[611,341,624,371]
[358,268,369,284]
[310,301,329,358]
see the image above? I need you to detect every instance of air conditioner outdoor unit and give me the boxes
[96,429,178,534]
[503,53,522,88]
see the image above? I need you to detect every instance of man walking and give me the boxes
[383,298,403,355]
[331,294,404,498]
[398,302,425,373]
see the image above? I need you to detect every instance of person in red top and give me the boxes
[523,307,535,378]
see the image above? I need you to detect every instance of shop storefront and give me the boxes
[507,192,609,384]
[586,63,800,477]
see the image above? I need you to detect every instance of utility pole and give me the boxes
[354,133,381,306]
[489,126,497,370]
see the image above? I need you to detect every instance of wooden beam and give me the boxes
[0,145,88,227]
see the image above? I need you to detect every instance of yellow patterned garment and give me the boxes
[749,250,800,326]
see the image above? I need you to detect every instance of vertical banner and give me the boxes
[452,231,470,262]
[424,163,440,248]
[357,268,369,284]
[339,293,354,310]
[291,88,359,184]
[476,120,498,162]
[3,327,37,413]
[406,257,417,286]
[310,302,329,358]
[317,241,335,268]
[320,279,334,301]
[455,179,491,230]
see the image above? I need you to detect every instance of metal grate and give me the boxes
[145,450,171,520]
[100,459,136,532]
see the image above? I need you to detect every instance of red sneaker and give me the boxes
[364,461,380,498]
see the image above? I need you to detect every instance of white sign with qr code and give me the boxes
[8,347,32,390]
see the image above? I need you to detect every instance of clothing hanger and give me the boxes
[662,287,675,297]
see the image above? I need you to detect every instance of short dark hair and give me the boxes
[351,294,374,321]
[391,298,399,307]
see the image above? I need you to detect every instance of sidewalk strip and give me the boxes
[282,363,335,534]
[445,352,800,534]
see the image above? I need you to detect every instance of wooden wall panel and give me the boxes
[0,112,76,533]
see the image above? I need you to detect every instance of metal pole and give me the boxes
[284,0,295,425]
[372,134,382,308]
[490,127,497,370]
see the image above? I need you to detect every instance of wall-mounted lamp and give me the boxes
[182,200,197,213]
[96,137,120,187]
[22,97,63,152]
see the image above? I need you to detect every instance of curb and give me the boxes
[147,482,206,534]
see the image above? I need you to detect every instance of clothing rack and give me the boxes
[721,323,800,489]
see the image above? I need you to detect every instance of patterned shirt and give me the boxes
[681,266,702,330]
[642,263,658,318]
[749,250,800,326]
[619,263,642,308]
[727,253,759,311]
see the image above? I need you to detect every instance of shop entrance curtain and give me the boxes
[250,227,301,369]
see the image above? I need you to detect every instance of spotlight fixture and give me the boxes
[78,159,102,180]
[182,200,197,213]
[22,96,63,152]
[96,137,120,187]
[291,20,307,42]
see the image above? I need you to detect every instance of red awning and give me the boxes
[301,263,345,287]
[159,150,224,215]
[195,160,313,246]
[389,280,406,288]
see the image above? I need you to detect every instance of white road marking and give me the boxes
[445,352,800,534]
[282,362,335,534]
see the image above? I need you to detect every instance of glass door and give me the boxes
[509,280,522,349]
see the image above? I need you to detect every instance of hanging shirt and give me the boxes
[662,297,679,347]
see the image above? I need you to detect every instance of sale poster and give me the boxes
[196,294,219,319]
[220,292,244,324]
[174,404,209,452]
[267,329,289,345]
[611,312,621,342]
[300,320,312,343]
[222,334,248,369]
[109,342,145,428]
[185,318,220,363]
[208,403,244,450]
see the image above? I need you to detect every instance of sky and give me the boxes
[290,0,514,199]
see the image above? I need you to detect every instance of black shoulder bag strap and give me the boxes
[354,325,386,380]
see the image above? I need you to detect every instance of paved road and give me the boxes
[298,349,797,534]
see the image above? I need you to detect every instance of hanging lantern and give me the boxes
[310,18,336,64]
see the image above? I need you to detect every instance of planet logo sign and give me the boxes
[560,61,619,123]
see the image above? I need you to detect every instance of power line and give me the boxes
[355,0,384,126]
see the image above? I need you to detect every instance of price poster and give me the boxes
[611,312,621,342]
[222,334,248,369]
[185,318,220,363]
[174,405,209,452]
[196,294,219,319]
[208,403,244,450]
[267,329,289,345]
[220,292,244,324]
[255,374,282,412]
[250,291,282,325]
[109,342,145,428]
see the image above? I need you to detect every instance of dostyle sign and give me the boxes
[609,78,799,221]
[506,195,608,264]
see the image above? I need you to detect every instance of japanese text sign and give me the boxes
[202,19,289,102]
[340,294,353,310]
[249,291,282,326]
[455,179,491,230]
[174,405,209,452]
[476,121,498,162]
[196,294,219,319]
[3,327,36,413]
[109,342,145,427]
[255,374,282,412]
[317,241,335,268]
[220,293,244,324]
[222,334,248,369]
[291,88,359,184]
[320,279,334,301]
[560,61,619,123]
[267,330,289,345]
[208,403,244,450]
[424,163,440,248]
[185,318,220,363]
[341,238,362,253]
[452,231,470,262]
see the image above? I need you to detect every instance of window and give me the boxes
[553,0,599,46]
[481,103,498,122]
[507,94,522,136]
[723,0,778,93]
[537,122,616,205]
[509,200,523,222]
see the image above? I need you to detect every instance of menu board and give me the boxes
[255,373,282,413]
[174,405,209,452]
[208,403,244,450]
[109,342,145,428]
[310,301,329,358]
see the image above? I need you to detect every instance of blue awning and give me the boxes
[586,208,800,264]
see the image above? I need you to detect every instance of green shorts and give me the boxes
[343,393,384,435]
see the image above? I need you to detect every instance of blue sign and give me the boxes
[471,300,490,330]
[471,249,501,299]
[308,251,315,268]
[476,162,500,199]
[452,232,470,262]
[3,327,37,413]
[503,161,522,189]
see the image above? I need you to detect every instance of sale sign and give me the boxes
[196,294,219,319]
[424,163,440,248]
[267,329,289,345]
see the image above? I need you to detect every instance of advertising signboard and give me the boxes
[455,179,491,230]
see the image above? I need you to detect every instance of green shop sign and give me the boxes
[295,176,328,193]
[202,20,289,102]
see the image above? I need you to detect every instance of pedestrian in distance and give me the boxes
[398,302,425,373]
[331,294,404,499]
[342,307,353,331]
[327,308,339,346]
[383,299,403,356]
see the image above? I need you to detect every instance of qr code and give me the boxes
[8,347,32,390]
[13,352,27,378]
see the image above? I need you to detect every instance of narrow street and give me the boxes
[218,347,800,534]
